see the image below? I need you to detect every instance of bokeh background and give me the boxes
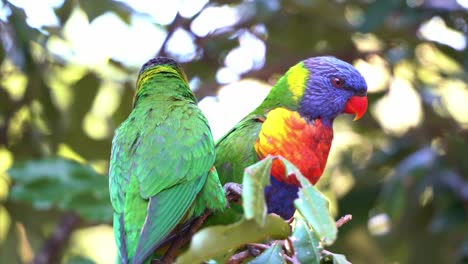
[0,0,467,263]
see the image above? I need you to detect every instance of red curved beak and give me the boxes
[343,95,368,121]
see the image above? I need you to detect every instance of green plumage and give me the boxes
[214,70,297,185]
[109,57,226,264]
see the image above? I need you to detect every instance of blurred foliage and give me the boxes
[0,0,467,263]
[8,158,110,223]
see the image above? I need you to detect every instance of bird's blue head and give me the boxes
[298,56,368,125]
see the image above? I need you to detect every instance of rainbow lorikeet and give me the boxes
[109,57,226,264]
[215,56,368,219]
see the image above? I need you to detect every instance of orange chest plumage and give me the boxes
[254,108,334,186]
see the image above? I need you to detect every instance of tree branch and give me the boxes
[227,249,257,264]
[31,212,81,264]
[336,214,353,229]
[153,183,244,263]
[158,210,211,264]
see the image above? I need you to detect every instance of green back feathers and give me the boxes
[109,57,225,264]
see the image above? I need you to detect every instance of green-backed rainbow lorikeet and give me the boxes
[109,57,226,264]
[215,56,368,219]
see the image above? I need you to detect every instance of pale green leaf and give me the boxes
[242,157,273,225]
[176,214,290,264]
[294,173,337,245]
[322,252,351,264]
[292,218,321,264]
[248,241,285,264]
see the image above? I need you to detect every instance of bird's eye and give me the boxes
[332,77,345,88]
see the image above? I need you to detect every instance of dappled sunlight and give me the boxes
[352,33,384,53]
[216,30,267,83]
[0,206,11,244]
[328,121,366,157]
[344,5,365,27]
[83,113,109,140]
[368,213,391,236]
[0,148,12,247]
[354,55,390,93]
[57,143,86,163]
[0,147,13,200]
[16,223,34,263]
[45,64,87,111]
[122,0,179,25]
[191,4,242,37]
[91,83,122,117]
[0,60,27,100]
[224,31,266,76]
[372,70,423,135]
[415,43,463,74]
[57,8,166,67]
[90,13,166,66]
[82,83,122,140]
[7,0,61,27]
[7,106,30,146]
[68,225,116,264]
[166,28,198,62]
[419,185,433,207]
[61,8,105,66]
[419,16,466,50]
[198,79,270,140]
[438,80,468,125]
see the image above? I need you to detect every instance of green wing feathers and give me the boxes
[215,115,264,184]
[109,59,226,264]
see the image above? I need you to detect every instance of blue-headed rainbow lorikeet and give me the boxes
[215,56,368,219]
[109,57,226,264]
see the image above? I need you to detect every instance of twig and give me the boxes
[336,214,352,228]
[284,237,294,256]
[152,183,243,263]
[160,210,211,264]
[227,249,253,264]
[247,243,270,250]
[283,253,300,264]
[157,14,187,57]
[31,212,81,264]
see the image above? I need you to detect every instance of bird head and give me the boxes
[136,57,189,92]
[297,56,368,123]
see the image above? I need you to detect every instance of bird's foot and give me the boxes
[223,182,243,203]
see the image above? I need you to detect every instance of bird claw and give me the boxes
[223,182,243,203]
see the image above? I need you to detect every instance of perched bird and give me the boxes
[215,56,368,219]
[109,57,226,264]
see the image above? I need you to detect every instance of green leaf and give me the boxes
[292,218,321,264]
[176,214,290,264]
[294,173,337,245]
[242,157,273,225]
[322,252,351,264]
[7,158,111,222]
[248,241,285,264]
